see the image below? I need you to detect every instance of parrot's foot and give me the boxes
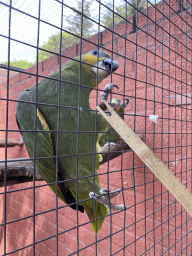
[100,83,129,109]
[89,189,127,211]
[110,99,129,109]
[100,84,118,103]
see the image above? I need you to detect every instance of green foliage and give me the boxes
[65,0,96,38]
[38,0,95,62]
[101,0,149,28]
[2,60,34,69]
[38,32,79,62]
[38,0,149,62]
[128,0,148,16]
[101,2,125,28]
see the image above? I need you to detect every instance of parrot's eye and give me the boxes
[91,49,98,56]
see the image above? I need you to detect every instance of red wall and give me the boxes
[1,0,192,255]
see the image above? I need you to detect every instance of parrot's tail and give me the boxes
[84,202,108,234]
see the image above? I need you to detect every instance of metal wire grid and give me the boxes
[1,0,192,255]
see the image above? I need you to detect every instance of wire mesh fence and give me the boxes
[1,0,192,255]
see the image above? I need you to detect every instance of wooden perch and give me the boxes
[0,159,42,187]
[0,138,23,148]
[0,135,143,187]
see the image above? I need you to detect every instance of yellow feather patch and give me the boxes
[37,108,53,147]
[37,109,50,131]
[83,54,99,65]
[82,54,107,72]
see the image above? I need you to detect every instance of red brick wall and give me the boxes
[1,0,192,255]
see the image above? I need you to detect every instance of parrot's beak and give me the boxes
[91,58,119,80]
[102,59,119,73]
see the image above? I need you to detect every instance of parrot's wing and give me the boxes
[16,89,84,212]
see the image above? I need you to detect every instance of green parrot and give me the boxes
[16,49,127,233]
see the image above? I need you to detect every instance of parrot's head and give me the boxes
[81,49,119,85]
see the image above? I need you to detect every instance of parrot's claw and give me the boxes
[100,188,121,198]
[100,83,129,111]
[100,83,119,102]
[89,189,127,211]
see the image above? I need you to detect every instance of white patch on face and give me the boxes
[91,66,109,80]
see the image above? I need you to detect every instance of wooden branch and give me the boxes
[0,134,143,187]
[0,159,42,187]
[0,138,23,148]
